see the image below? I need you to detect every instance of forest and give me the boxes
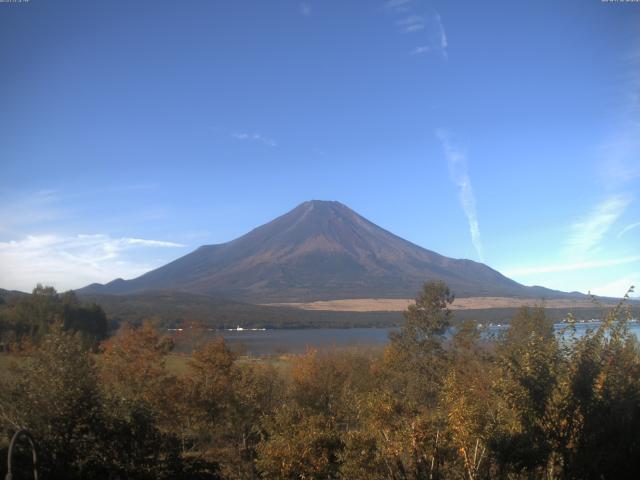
[0,282,639,479]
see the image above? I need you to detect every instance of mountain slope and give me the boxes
[0,288,29,303]
[78,200,574,302]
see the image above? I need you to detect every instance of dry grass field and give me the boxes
[266,296,616,312]
[0,354,20,382]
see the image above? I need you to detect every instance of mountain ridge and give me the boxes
[77,200,580,302]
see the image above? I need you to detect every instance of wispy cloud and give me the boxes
[396,15,424,33]
[589,274,638,298]
[0,234,185,292]
[565,194,632,258]
[436,129,484,262]
[411,13,447,58]
[502,255,640,277]
[410,45,431,55]
[618,221,640,238]
[0,190,65,235]
[299,2,311,16]
[117,237,184,248]
[383,1,447,59]
[232,132,277,147]
[384,0,413,13]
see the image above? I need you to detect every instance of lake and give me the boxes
[211,321,640,356]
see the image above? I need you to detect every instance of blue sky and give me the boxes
[1,0,639,297]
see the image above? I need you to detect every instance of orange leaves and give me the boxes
[99,321,173,403]
[189,335,235,376]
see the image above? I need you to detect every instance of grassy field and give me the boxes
[0,354,20,382]
[164,353,191,376]
[266,296,622,312]
[0,352,295,382]
[159,353,295,377]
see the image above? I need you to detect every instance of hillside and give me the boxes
[78,290,402,329]
[78,200,580,302]
[0,288,28,303]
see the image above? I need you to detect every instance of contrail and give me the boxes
[436,129,484,262]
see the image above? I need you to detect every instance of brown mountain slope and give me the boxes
[78,200,580,302]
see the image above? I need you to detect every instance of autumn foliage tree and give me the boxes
[2,282,640,479]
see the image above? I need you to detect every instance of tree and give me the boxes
[257,405,344,480]
[0,326,106,478]
[560,293,640,479]
[99,321,174,403]
[182,337,236,466]
[386,280,454,406]
[439,321,495,480]
[490,306,561,476]
[60,292,109,343]
[97,321,184,479]
[256,348,379,479]
[0,286,109,346]
[225,362,284,479]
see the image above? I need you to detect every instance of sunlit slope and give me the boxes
[78,201,578,302]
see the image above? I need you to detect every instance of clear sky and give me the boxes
[1,0,639,297]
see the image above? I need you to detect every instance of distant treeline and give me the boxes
[78,289,638,330]
[454,304,640,324]
[0,285,110,349]
[78,290,404,329]
[1,281,639,479]
[2,286,635,335]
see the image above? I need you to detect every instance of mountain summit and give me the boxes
[79,200,565,302]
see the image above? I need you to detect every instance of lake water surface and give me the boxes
[216,321,640,356]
